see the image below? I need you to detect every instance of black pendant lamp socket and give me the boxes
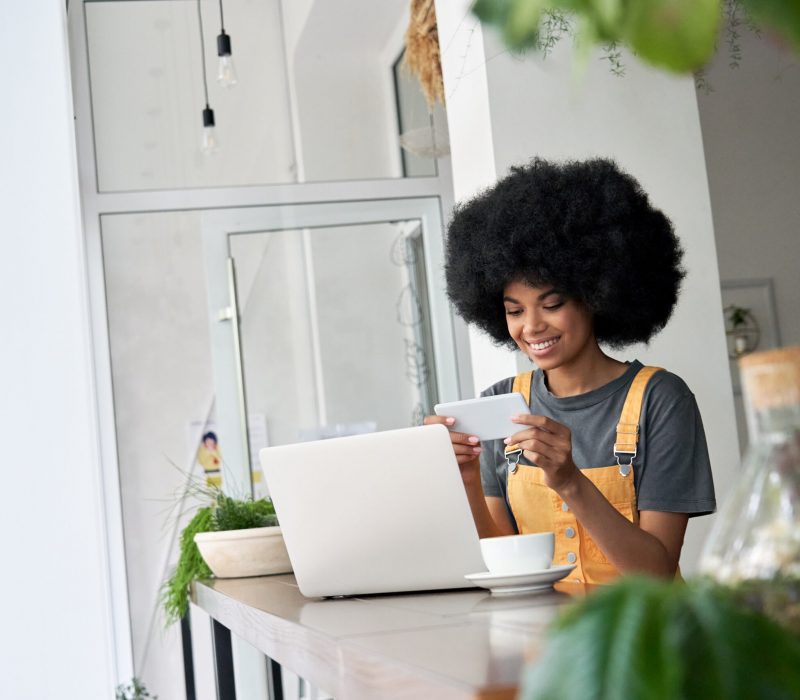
[197,0,218,153]
[216,0,237,88]
[202,104,218,153]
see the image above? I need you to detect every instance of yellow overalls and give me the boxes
[504,366,662,584]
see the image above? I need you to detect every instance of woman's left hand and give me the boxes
[504,415,580,494]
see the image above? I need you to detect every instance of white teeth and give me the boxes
[530,338,559,350]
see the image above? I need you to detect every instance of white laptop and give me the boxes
[259,424,486,597]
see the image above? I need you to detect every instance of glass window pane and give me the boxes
[394,52,437,177]
[101,210,214,698]
[231,221,438,446]
[100,209,441,695]
[85,0,441,190]
[87,0,297,191]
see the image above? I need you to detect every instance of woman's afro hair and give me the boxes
[444,158,685,349]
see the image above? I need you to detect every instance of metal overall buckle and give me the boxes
[614,422,638,477]
[505,448,523,474]
[613,446,636,477]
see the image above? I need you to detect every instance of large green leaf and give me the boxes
[471,0,721,73]
[619,0,720,72]
[741,0,800,52]
[520,577,800,700]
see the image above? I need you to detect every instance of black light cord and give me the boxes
[218,0,226,33]
[197,0,210,106]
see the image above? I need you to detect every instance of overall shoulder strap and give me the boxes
[511,371,534,405]
[505,371,534,470]
[614,366,664,468]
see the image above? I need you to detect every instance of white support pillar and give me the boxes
[0,1,119,698]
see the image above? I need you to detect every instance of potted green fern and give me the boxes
[162,490,290,625]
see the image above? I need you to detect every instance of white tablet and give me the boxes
[434,392,530,442]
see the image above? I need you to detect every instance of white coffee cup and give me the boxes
[479,532,555,574]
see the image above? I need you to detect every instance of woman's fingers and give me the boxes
[453,441,481,455]
[423,414,454,426]
[505,427,561,449]
[449,430,480,446]
[522,450,551,468]
[424,415,481,464]
[510,414,570,438]
[424,415,480,447]
[515,437,568,465]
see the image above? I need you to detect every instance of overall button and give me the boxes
[562,502,569,512]
[573,578,583,584]
[565,527,575,538]
[566,552,577,564]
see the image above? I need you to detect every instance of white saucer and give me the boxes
[464,564,577,595]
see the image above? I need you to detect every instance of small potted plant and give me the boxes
[724,304,760,358]
[162,489,291,625]
[116,677,157,700]
[729,305,751,355]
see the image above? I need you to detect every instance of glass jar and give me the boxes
[699,346,800,633]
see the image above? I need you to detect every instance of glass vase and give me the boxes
[699,346,800,633]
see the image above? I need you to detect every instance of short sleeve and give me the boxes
[478,377,515,500]
[636,374,716,516]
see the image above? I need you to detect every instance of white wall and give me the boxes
[697,27,800,447]
[699,30,800,346]
[432,3,517,393]
[435,1,740,573]
[0,2,115,698]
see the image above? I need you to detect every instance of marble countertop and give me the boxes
[193,574,592,700]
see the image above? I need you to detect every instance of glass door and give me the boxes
[202,197,459,496]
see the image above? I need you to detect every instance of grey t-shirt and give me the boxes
[480,360,716,528]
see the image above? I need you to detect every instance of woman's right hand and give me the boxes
[423,415,482,483]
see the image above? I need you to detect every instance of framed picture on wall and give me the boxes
[720,277,782,393]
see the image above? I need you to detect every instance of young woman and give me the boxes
[426,158,715,583]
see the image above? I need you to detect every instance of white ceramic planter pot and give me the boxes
[194,526,292,578]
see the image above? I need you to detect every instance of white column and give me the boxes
[435,0,518,395]
[0,2,118,698]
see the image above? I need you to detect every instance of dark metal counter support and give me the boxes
[266,657,284,700]
[180,613,197,700]
[211,618,237,700]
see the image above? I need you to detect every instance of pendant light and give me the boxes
[197,0,218,153]
[216,0,238,88]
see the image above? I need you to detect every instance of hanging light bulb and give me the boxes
[197,0,219,154]
[216,0,237,88]
[216,29,237,88]
[202,105,218,154]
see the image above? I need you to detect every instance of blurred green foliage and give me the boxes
[520,576,800,700]
[471,0,800,73]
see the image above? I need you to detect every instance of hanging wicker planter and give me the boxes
[404,0,445,107]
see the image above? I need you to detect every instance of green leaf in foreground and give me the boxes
[471,0,722,73]
[741,0,800,52]
[622,0,719,72]
[520,577,800,700]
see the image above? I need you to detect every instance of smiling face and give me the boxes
[503,280,597,371]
